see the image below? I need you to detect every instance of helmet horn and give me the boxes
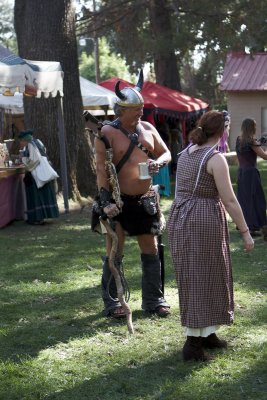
[115,81,126,100]
[134,69,144,92]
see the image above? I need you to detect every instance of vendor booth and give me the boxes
[99,77,209,140]
[0,76,115,115]
[0,44,67,227]
[0,165,26,228]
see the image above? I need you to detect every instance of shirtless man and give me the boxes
[94,71,171,318]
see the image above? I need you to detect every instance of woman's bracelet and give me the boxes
[240,228,249,234]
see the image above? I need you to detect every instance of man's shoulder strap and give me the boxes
[99,135,111,150]
[115,141,135,175]
[99,119,120,149]
[103,118,121,129]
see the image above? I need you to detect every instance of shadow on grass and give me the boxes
[41,349,267,400]
[0,298,126,362]
[0,283,173,363]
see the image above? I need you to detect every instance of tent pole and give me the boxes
[57,96,69,213]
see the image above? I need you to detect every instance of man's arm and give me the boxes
[94,134,120,218]
[142,121,171,173]
[94,135,109,191]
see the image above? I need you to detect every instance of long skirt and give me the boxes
[237,167,267,231]
[167,196,234,328]
[24,172,59,224]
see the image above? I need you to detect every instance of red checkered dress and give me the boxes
[167,146,234,328]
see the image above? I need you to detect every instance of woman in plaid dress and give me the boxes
[167,111,254,361]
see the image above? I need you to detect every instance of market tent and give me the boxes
[0,45,63,97]
[0,92,24,114]
[100,78,208,115]
[0,76,116,114]
[142,81,209,118]
[0,44,68,211]
[80,76,115,110]
[99,77,209,135]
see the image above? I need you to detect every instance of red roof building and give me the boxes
[220,52,267,149]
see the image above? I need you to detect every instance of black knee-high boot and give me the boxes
[141,253,169,312]
[101,256,121,316]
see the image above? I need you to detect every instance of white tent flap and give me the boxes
[25,60,64,98]
[0,76,115,112]
[80,76,115,108]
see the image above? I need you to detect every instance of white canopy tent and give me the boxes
[0,92,24,114]
[0,44,69,212]
[80,76,115,110]
[0,76,115,114]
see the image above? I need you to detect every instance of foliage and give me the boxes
[0,163,266,399]
[76,0,267,104]
[79,37,135,82]
[0,0,17,51]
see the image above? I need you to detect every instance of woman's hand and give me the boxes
[242,231,254,252]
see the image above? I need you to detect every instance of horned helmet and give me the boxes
[114,69,144,107]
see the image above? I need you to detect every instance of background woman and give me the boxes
[236,118,267,238]
[167,110,254,362]
[19,130,59,225]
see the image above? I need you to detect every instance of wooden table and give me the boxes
[0,166,26,228]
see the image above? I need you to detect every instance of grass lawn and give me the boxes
[0,162,266,400]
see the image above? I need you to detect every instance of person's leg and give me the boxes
[101,223,126,317]
[137,234,170,315]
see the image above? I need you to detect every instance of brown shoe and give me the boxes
[202,333,227,349]
[154,306,170,317]
[182,336,211,361]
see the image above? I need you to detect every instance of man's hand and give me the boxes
[147,159,167,174]
[103,203,120,219]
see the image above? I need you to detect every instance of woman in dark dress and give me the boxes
[235,118,267,238]
[18,130,59,225]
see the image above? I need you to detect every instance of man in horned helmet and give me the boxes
[94,70,171,318]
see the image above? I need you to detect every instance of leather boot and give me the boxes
[101,256,121,316]
[182,336,210,361]
[141,253,169,314]
[202,333,227,349]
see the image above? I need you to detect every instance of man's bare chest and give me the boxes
[113,135,152,165]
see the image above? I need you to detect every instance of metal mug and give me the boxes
[138,162,151,180]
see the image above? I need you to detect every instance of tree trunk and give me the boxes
[14,0,96,200]
[149,0,181,91]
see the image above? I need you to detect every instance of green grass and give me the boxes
[0,162,266,400]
